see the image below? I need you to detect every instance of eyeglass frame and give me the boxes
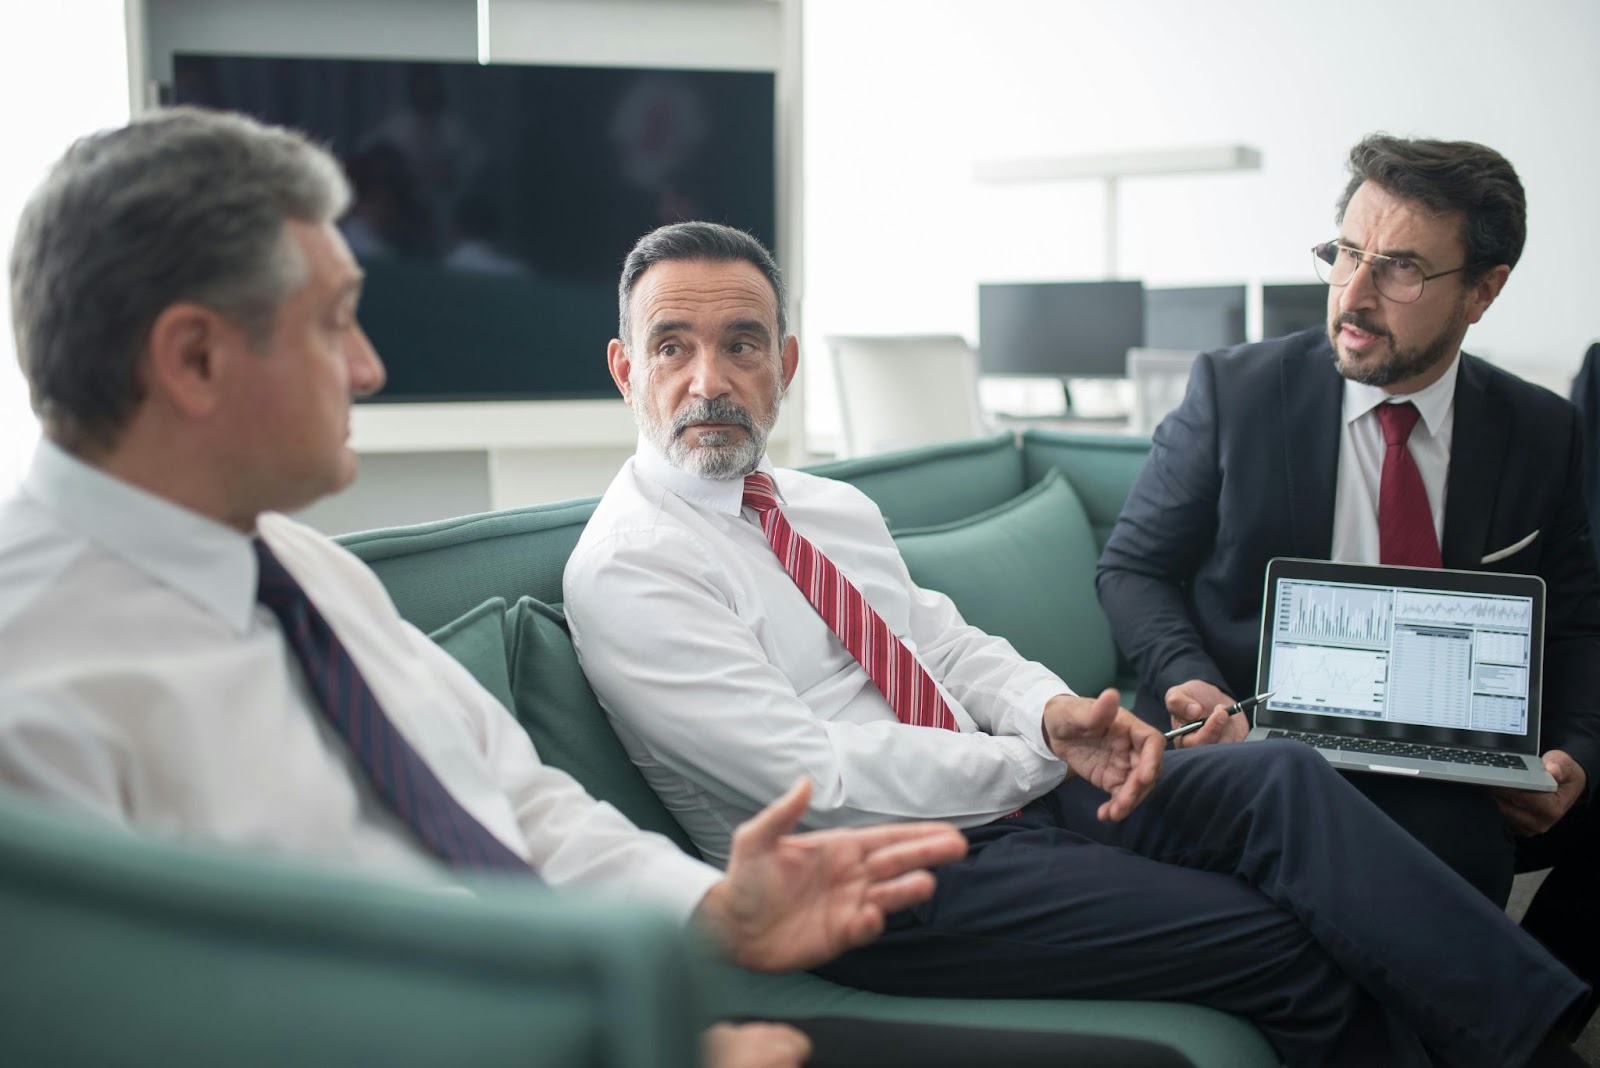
[1311,241,1470,305]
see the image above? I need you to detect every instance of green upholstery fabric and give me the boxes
[894,470,1118,696]
[342,499,598,634]
[0,791,704,1068]
[805,433,1026,530]
[505,597,701,858]
[427,595,515,713]
[1019,428,1154,549]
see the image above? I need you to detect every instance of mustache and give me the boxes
[672,398,756,438]
[1333,311,1393,344]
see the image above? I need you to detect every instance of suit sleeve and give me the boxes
[1096,353,1234,705]
[1535,411,1600,800]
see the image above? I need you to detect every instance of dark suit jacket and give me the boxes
[1096,327,1600,794]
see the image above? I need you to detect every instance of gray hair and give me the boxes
[616,221,787,346]
[8,106,350,454]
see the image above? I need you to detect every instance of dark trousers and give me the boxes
[813,741,1585,1068]
[783,1017,1196,1068]
[1344,770,1599,1030]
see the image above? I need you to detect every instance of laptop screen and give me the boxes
[1256,560,1546,749]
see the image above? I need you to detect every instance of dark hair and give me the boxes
[616,221,787,344]
[8,107,349,454]
[1335,134,1525,280]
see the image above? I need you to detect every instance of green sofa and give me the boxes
[330,427,1278,1068]
[0,428,1280,1066]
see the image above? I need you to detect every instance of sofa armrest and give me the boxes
[0,792,706,1068]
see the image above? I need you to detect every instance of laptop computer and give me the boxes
[1244,557,1556,792]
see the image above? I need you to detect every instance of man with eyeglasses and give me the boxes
[1097,134,1600,1028]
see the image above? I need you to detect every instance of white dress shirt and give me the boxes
[1331,353,1459,563]
[564,439,1070,866]
[0,440,718,921]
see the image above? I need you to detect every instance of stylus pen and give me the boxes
[1163,691,1276,741]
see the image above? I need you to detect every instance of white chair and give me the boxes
[828,335,987,456]
[1126,348,1200,435]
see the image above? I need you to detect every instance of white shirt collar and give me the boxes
[20,438,258,633]
[1342,350,1461,437]
[632,433,779,516]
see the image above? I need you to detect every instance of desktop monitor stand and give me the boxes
[1059,378,1132,422]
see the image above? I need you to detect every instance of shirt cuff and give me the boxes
[1007,678,1075,765]
[638,849,725,927]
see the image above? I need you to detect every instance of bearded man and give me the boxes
[1096,134,1600,1029]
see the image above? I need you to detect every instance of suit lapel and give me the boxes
[1282,338,1343,559]
[1441,354,1507,569]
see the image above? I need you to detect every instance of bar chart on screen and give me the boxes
[1274,580,1393,648]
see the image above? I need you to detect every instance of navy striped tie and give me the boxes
[253,539,534,875]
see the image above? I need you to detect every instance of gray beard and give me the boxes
[640,394,775,480]
[1328,311,1460,389]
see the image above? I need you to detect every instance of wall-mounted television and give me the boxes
[172,54,777,402]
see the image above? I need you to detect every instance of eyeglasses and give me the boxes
[1311,241,1467,304]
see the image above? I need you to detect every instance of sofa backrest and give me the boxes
[342,499,599,634]
[804,432,1026,530]
[1019,428,1152,549]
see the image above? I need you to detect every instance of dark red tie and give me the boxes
[1375,402,1442,568]
[743,473,958,732]
[254,540,537,874]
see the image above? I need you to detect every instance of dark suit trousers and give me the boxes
[814,741,1584,1068]
[1342,768,1599,1031]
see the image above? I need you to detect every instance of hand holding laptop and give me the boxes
[1164,680,1252,747]
[1493,749,1587,835]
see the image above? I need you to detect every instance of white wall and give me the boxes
[801,0,1600,440]
[0,2,130,496]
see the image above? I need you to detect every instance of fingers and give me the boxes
[856,825,969,879]
[862,868,939,915]
[734,777,811,855]
[703,1022,812,1068]
[1100,714,1164,821]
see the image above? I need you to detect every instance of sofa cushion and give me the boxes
[504,597,701,858]
[1018,428,1153,550]
[892,469,1118,697]
[427,597,515,713]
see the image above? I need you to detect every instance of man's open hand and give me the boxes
[1042,688,1164,821]
[696,779,967,973]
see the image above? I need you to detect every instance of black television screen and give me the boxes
[1263,283,1329,341]
[978,281,1145,378]
[1145,285,1247,351]
[172,54,777,401]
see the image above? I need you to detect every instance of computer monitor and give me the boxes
[1262,283,1329,340]
[1144,285,1247,351]
[978,281,1145,379]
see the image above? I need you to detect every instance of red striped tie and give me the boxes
[1375,402,1442,568]
[742,473,958,732]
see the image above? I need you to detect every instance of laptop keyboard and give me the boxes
[1264,730,1525,769]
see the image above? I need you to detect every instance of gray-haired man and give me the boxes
[0,108,972,1068]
